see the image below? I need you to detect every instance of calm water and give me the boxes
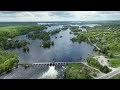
[0,24,96,79]
[7,25,94,63]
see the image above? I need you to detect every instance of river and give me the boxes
[0,23,98,79]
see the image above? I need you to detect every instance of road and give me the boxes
[87,38,120,79]
[82,62,102,73]
[94,56,108,66]
[96,67,120,79]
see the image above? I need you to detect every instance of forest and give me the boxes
[0,25,47,73]
[70,24,120,56]
[0,49,19,74]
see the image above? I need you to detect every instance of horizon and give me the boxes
[0,11,120,22]
[0,20,120,22]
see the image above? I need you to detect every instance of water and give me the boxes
[0,66,64,79]
[0,23,99,79]
[38,66,58,79]
[8,26,94,63]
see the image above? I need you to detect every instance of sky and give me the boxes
[0,11,120,22]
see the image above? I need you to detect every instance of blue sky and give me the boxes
[0,11,120,21]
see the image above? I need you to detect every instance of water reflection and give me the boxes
[7,25,94,63]
[0,24,98,79]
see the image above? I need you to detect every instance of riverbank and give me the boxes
[0,25,47,74]
[0,49,19,75]
[1,22,119,79]
[64,62,100,79]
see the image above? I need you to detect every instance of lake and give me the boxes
[0,23,98,79]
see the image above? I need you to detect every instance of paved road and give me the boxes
[94,56,108,66]
[82,62,102,73]
[96,67,120,79]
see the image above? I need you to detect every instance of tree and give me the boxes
[109,53,114,58]
[100,66,110,73]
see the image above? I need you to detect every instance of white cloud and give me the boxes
[0,11,120,21]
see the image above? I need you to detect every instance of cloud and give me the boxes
[97,11,120,14]
[0,11,120,21]
[49,11,74,17]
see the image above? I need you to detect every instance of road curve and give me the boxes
[96,67,120,79]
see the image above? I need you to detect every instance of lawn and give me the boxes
[109,59,120,68]
[0,26,18,33]
[64,63,99,79]
[106,56,120,68]
[110,73,120,79]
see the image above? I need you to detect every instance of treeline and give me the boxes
[0,38,29,53]
[89,25,120,55]
[40,40,54,48]
[86,58,111,73]
[70,33,88,43]
[27,31,54,48]
[70,24,120,57]
[61,26,69,30]
[27,31,50,40]
[49,29,61,35]
[70,26,81,32]
[2,39,27,49]
[17,25,47,36]
[0,25,47,49]
[0,49,19,74]
[0,25,47,52]
[0,25,47,39]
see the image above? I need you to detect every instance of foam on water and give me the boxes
[38,66,58,79]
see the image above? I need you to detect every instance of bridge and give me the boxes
[18,62,82,68]
[32,62,66,67]
[32,62,82,67]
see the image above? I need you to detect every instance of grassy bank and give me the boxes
[0,25,47,73]
[64,63,99,79]
[0,25,47,48]
[0,49,19,74]
[70,24,120,69]
[70,24,120,56]
[110,73,120,79]
[86,58,111,73]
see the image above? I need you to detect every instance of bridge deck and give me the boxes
[32,62,81,64]
[18,62,82,67]
[33,62,81,63]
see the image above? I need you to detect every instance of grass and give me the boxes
[64,63,99,79]
[105,56,120,68]
[0,26,18,32]
[110,73,120,79]
[109,59,120,68]
[0,26,24,33]
[106,56,120,59]
[0,25,28,38]
[91,53,100,57]
[108,50,120,54]
[18,63,32,67]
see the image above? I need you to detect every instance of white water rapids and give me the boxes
[38,66,58,79]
